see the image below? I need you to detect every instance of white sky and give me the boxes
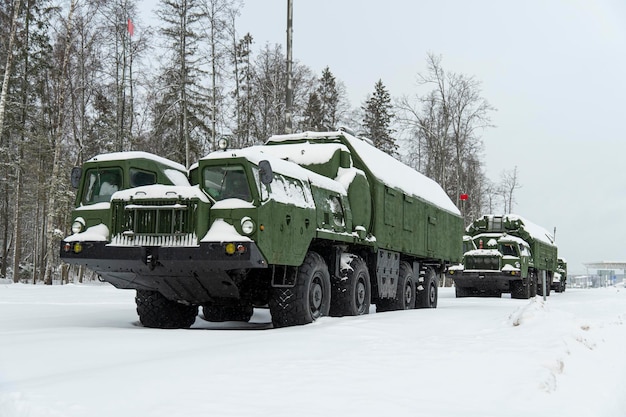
[140,0,626,274]
[1,282,626,416]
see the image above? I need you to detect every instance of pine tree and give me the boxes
[302,91,322,131]
[362,79,396,155]
[317,66,338,130]
[151,0,212,167]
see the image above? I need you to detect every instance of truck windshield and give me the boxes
[202,165,252,202]
[500,243,519,257]
[82,168,123,204]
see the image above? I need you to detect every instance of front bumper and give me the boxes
[451,270,524,292]
[60,240,267,303]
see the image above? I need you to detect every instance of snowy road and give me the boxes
[1,282,625,417]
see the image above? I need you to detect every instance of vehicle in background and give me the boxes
[552,257,567,292]
[449,214,558,299]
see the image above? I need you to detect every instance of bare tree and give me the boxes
[43,0,77,285]
[499,166,521,214]
[396,53,495,222]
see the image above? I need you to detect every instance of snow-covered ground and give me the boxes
[1,281,625,417]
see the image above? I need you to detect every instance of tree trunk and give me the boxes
[1,182,9,279]
[43,0,77,285]
[0,0,23,141]
[12,153,22,283]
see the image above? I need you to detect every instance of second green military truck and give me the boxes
[552,257,567,292]
[61,130,464,328]
[449,214,558,299]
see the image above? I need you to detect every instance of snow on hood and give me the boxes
[200,219,251,242]
[212,199,255,209]
[112,184,210,202]
[64,223,109,242]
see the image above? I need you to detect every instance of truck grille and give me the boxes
[465,256,500,271]
[109,199,198,247]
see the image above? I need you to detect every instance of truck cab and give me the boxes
[63,151,189,244]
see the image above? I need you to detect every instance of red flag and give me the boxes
[127,19,134,37]
[460,193,469,201]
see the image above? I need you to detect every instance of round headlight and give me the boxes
[241,217,255,235]
[71,218,85,234]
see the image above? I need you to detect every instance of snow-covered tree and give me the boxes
[362,79,397,156]
[396,53,495,222]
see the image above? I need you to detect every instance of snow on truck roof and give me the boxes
[479,214,555,245]
[267,131,460,215]
[87,151,187,173]
[200,145,347,196]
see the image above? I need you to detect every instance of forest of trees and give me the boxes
[0,0,519,283]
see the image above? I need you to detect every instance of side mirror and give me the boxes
[258,160,273,185]
[70,167,82,189]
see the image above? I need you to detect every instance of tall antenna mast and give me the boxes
[285,0,293,133]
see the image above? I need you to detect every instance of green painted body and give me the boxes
[61,131,463,312]
[69,151,188,234]
[452,214,558,297]
[466,214,558,273]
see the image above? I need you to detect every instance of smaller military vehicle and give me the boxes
[62,151,189,245]
[552,257,567,292]
[449,214,558,299]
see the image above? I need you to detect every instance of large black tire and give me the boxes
[510,279,530,299]
[529,271,537,297]
[329,255,371,317]
[376,261,415,312]
[269,251,331,328]
[455,286,473,298]
[135,290,198,329]
[415,266,438,308]
[202,303,254,322]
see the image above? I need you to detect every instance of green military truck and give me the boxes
[449,214,557,299]
[63,151,189,240]
[552,257,567,292]
[61,130,463,328]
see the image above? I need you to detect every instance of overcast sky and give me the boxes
[143,0,626,275]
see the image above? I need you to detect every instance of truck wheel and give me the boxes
[415,267,438,308]
[135,290,197,329]
[202,304,254,322]
[330,255,371,317]
[529,272,537,297]
[455,286,473,298]
[511,280,530,299]
[269,251,331,328]
[376,261,415,312]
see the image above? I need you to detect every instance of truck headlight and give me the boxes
[71,218,85,234]
[241,217,255,235]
